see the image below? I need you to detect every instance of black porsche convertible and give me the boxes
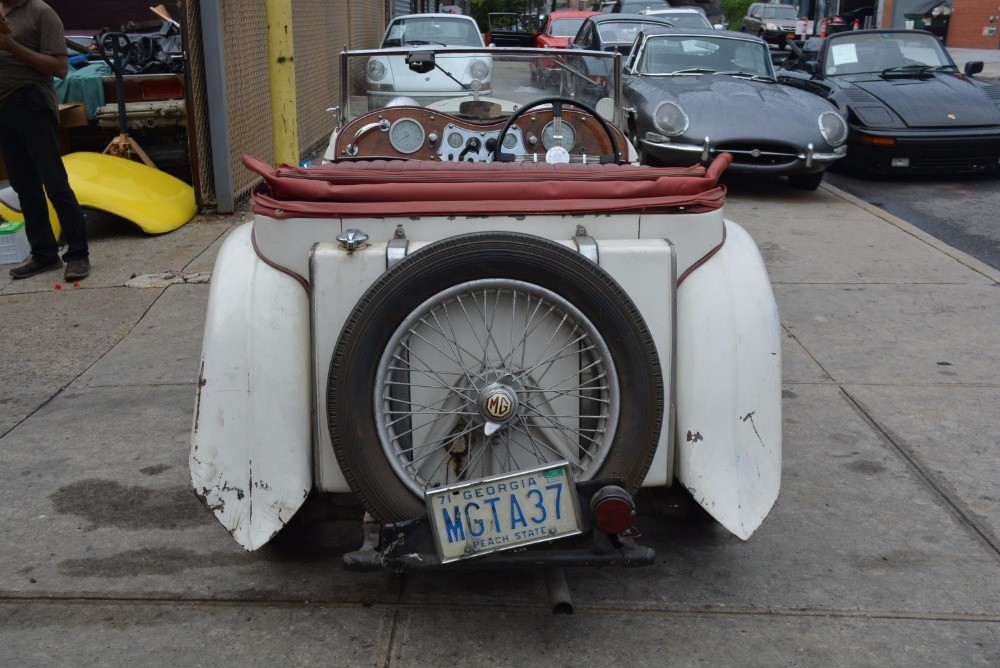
[778,29,1000,174]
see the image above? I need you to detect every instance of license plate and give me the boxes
[786,33,796,39]
[425,462,583,563]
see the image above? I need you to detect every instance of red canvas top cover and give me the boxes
[244,155,732,219]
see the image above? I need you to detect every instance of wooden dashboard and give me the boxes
[333,105,625,163]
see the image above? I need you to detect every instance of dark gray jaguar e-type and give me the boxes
[623,28,847,189]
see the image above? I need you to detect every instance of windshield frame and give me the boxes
[338,46,624,128]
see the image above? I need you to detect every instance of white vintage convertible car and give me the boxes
[191,45,780,599]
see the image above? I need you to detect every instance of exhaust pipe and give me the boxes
[544,567,573,615]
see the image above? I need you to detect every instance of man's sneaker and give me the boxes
[64,258,91,281]
[8,256,63,280]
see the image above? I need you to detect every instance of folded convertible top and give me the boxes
[244,154,732,219]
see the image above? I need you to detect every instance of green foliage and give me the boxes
[720,0,754,28]
[469,0,535,33]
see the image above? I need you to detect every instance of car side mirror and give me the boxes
[406,50,435,74]
[803,60,820,75]
[964,61,984,76]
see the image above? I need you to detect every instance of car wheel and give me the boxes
[329,232,664,523]
[788,171,824,190]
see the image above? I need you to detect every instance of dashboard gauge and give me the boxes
[447,132,464,149]
[541,121,576,151]
[502,132,518,149]
[389,118,425,154]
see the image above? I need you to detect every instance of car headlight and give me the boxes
[819,110,848,146]
[367,59,386,82]
[470,59,489,81]
[653,101,689,136]
[765,22,777,30]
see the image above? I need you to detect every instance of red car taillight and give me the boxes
[590,485,635,534]
[139,78,184,101]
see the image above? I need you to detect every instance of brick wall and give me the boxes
[945,0,1000,48]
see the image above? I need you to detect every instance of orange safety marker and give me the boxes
[853,19,860,30]
[821,18,827,38]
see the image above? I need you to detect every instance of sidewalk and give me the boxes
[0,184,997,664]
[948,46,1000,78]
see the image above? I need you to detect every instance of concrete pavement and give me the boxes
[0,179,998,665]
[947,47,1000,78]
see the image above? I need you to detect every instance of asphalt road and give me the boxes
[765,53,1000,271]
[824,168,1000,271]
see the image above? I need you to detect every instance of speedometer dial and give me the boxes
[389,118,425,154]
[541,121,576,151]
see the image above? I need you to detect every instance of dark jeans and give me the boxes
[0,85,88,263]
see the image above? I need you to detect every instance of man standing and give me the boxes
[0,0,89,280]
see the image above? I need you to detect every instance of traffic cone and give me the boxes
[820,18,827,38]
[853,19,860,30]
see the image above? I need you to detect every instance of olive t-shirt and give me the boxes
[0,0,66,119]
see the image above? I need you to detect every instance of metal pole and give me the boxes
[266,0,299,166]
[199,0,234,212]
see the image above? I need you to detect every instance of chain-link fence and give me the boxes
[184,1,386,210]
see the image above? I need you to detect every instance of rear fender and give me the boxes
[190,223,313,550]
[675,221,781,539]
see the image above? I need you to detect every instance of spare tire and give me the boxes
[328,232,663,523]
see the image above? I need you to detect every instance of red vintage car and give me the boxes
[536,9,600,49]
[532,10,600,84]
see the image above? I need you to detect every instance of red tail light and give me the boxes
[139,79,185,101]
[590,485,635,534]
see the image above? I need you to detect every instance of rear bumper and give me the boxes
[847,129,1000,173]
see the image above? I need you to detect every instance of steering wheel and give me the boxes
[493,96,621,164]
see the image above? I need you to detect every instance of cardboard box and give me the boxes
[58,102,89,128]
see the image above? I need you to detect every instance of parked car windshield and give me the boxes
[596,20,651,45]
[382,16,483,47]
[549,18,588,36]
[762,7,799,19]
[635,35,773,77]
[645,11,713,29]
[822,32,954,75]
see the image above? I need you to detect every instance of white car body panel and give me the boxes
[675,221,782,539]
[194,204,780,548]
[190,223,312,551]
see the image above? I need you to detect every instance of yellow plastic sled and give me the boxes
[0,152,196,238]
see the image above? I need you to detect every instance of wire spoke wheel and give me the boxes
[329,232,662,523]
[375,279,619,497]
